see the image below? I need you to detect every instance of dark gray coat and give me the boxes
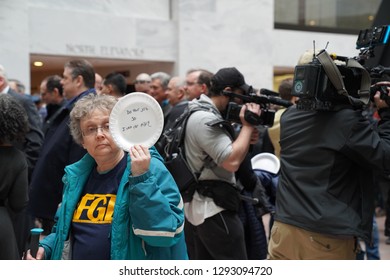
[275,105,390,241]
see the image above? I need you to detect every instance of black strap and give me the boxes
[316,50,371,107]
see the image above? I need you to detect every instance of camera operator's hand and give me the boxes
[373,81,390,109]
[240,102,261,127]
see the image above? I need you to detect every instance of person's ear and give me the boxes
[81,139,86,149]
[178,88,186,99]
[222,87,232,96]
[108,84,114,94]
[52,88,60,97]
[200,83,207,93]
[75,75,83,87]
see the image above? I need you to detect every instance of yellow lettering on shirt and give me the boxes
[73,194,116,224]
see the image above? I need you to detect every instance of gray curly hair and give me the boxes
[69,93,118,145]
[0,94,29,145]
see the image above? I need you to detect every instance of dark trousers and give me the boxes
[10,209,34,259]
[384,185,390,236]
[377,173,390,236]
[185,210,247,260]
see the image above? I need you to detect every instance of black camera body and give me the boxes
[225,102,275,126]
[292,25,390,111]
[356,25,389,49]
[292,58,363,111]
[222,91,292,127]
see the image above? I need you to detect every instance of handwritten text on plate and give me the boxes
[121,106,152,132]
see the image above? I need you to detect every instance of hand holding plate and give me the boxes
[130,145,151,176]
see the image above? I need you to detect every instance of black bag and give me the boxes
[197,180,241,212]
[162,106,205,202]
[164,149,199,202]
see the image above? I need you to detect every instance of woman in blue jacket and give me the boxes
[26,93,188,260]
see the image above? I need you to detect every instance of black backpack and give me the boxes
[162,106,207,202]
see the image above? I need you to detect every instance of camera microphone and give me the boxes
[259,88,279,97]
[266,96,293,108]
[255,90,293,108]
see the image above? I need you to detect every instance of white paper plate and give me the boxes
[109,92,164,151]
[251,152,280,174]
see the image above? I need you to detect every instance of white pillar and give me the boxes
[0,0,30,93]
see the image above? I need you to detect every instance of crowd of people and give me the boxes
[1,53,390,260]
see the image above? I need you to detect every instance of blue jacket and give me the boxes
[40,147,188,260]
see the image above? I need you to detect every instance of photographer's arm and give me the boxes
[221,103,260,172]
[347,81,390,175]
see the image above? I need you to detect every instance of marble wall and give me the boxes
[0,0,359,92]
[0,0,30,90]
[177,0,275,88]
[28,3,177,61]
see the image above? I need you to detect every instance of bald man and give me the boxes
[134,73,151,94]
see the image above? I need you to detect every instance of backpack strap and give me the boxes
[181,105,216,171]
[162,104,214,179]
[205,119,237,140]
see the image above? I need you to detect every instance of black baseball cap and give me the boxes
[211,67,251,94]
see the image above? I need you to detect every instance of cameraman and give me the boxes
[268,80,390,260]
[183,67,260,259]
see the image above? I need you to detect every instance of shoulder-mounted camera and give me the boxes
[292,25,390,111]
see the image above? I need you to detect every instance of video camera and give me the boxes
[222,89,292,127]
[292,25,390,111]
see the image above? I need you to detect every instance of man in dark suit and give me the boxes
[40,75,67,134]
[28,59,96,237]
[0,65,44,258]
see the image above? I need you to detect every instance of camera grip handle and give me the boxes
[244,110,262,125]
